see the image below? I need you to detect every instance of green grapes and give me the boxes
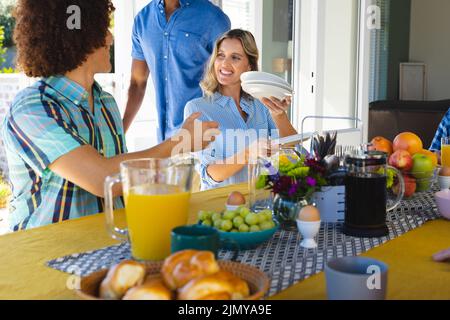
[238,224,250,232]
[220,220,233,231]
[244,213,259,226]
[213,219,222,229]
[233,216,244,228]
[211,212,222,222]
[259,221,273,230]
[197,208,277,233]
[239,207,251,218]
[223,210,237,220]
[202,219,212,227]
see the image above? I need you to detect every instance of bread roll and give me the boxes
[161,250,219,290]
[178,271,250,300]
[122,276,173,300]
[99,260,146,300]
[214,271,250,300]
[199,292,232,300]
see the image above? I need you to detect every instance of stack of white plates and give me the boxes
[241,71,293,101]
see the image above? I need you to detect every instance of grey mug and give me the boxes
[325,256,388,300]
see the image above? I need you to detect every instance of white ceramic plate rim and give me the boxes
[242,79,293,92]
[242,83,293,100]
[241,71,290,87]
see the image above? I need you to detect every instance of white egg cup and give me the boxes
[438,175,450,190]
[296,220,321,249]
[226,204,243,211]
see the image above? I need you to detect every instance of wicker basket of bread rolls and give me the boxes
[76,250,270,300]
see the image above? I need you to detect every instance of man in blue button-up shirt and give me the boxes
[123,0,230,142]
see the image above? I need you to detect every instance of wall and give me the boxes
[410,0,450,100]
[386,0,411,100]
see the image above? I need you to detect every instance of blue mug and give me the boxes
[171,225,221,256]
[171,225,239,259]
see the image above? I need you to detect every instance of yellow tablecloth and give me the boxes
[0,184,448,300]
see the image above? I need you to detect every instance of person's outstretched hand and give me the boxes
[176,112,220,152]
[433,248,450,262]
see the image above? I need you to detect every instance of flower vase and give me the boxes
[273,195,310,230]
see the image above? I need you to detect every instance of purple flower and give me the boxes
[288,182,299,197]
[272,176,292,194]
[306,177,316,187]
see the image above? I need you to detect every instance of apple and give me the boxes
[388,150,413,171]
[411,154,434,179]
[411,153,434,192]
[393,174,416,197]
[416,179,431,192]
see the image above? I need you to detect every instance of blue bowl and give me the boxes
[218,222,279,250]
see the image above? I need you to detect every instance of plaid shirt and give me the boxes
[1,76,127,231]
[430,108,450,151]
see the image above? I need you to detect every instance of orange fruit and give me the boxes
[393,132,423,155]
[369,136,393,156]
[416,149,438,168]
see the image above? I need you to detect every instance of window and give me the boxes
[369,0,390,102]
[220,0,254,32]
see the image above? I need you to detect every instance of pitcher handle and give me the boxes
[387,165,404,212]
[104,174,128,241]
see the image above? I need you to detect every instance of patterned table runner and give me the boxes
[47,191,440,297]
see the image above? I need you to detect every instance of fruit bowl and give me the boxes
[390,168,438,198]
[218,222,279,250]
[411,169,438,193]
[197,207,279,250]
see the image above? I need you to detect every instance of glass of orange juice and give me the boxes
[104,157,195,261]
[442,137,450,167]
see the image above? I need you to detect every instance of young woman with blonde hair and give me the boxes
[184,29,297,190]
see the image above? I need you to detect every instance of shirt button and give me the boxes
[73,100,79,105]
[164,55,168,59]
[187,2,190,5]
[165,77,168,81]
[164,32,168,36]
[185,33,189,37]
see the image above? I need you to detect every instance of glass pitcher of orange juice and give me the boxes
[104,156,195,261]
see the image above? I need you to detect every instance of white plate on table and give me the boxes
[242,82,293,101]
[241,71,291,88]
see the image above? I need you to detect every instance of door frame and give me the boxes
[292,0,372,143]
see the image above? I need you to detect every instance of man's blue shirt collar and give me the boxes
[158,0,193,11]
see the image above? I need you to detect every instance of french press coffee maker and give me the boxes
[344,151,404,237]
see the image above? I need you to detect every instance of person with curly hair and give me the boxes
[1,0,219,231]
[122,0,230,142]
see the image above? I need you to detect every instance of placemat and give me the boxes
[47,191,441,297]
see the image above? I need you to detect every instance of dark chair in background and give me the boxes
[369,100,450,148]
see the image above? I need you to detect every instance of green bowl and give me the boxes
[218,222,279,250]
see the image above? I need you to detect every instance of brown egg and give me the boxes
[298,205,321,222]
[439,166,450,177]
[227,191,246,206]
